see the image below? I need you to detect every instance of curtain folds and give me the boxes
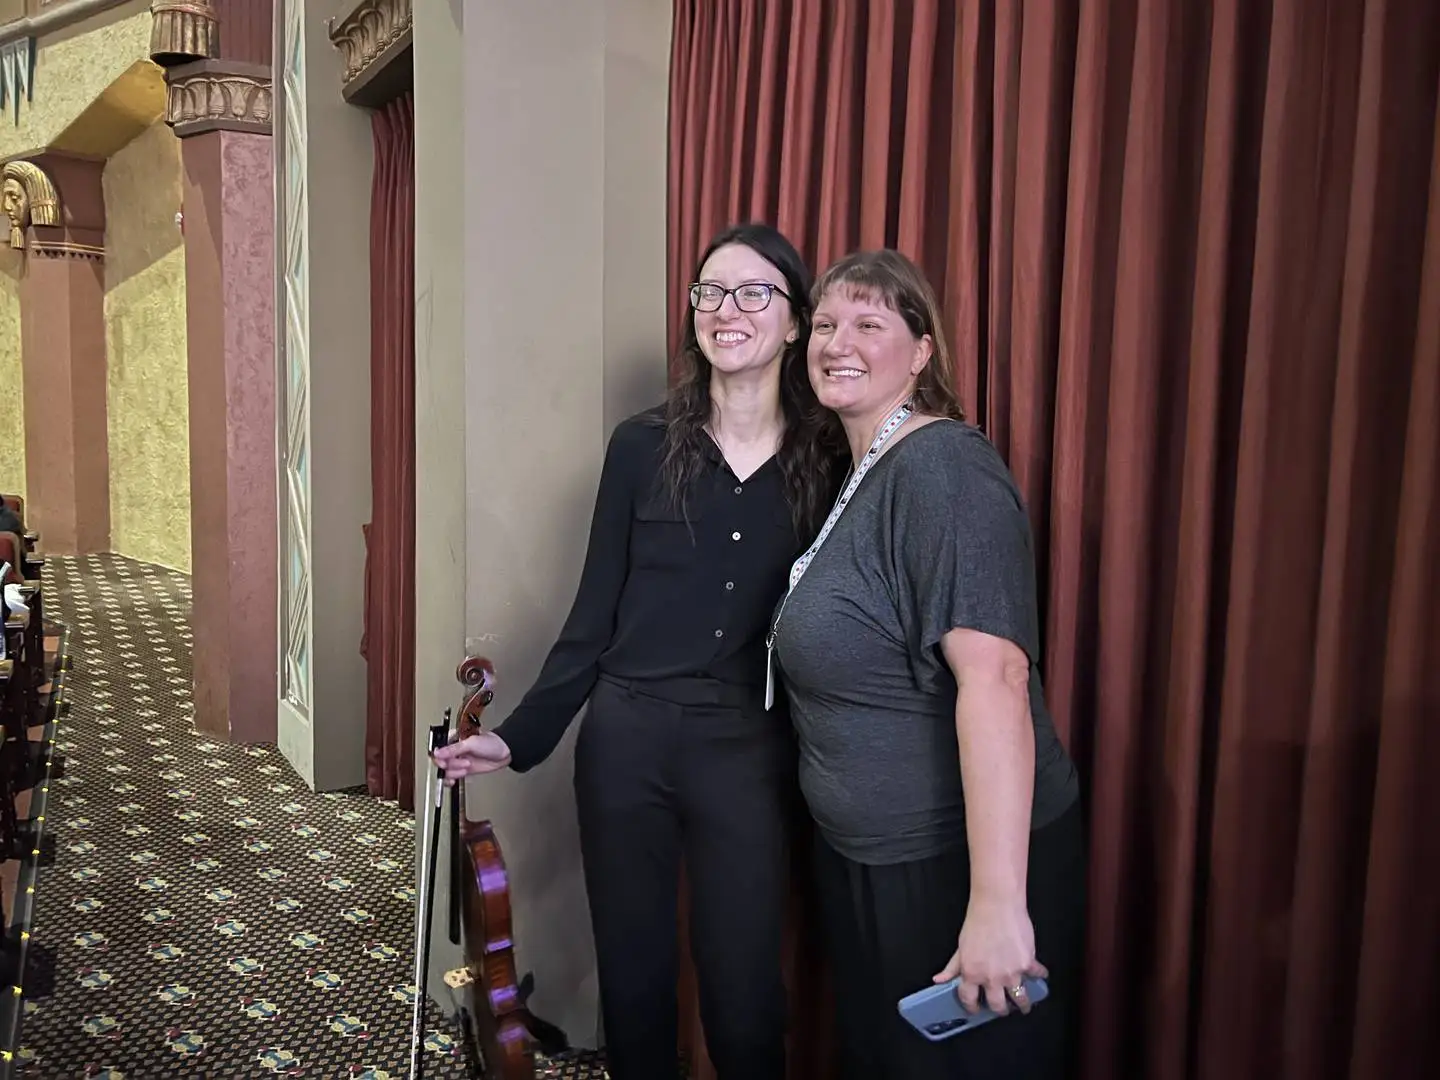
[668,2,1440,1077]
[360,92,417,811]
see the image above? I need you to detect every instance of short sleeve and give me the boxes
[889,426,1042,669]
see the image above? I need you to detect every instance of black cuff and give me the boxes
[491,713,547,773]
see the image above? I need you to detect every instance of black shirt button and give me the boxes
[724,581,734,591]
[734,486,743,494]
[731,531,741,541]
[714,629,724,638]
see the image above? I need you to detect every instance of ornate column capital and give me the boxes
[164,59,273,138]
[150,1,221,67]
[328,0,412,103]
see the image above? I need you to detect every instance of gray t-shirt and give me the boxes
[773,420,1079,865]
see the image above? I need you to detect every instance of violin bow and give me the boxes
[411,708,453,1080]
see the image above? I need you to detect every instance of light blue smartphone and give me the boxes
[897,975,1049,1041]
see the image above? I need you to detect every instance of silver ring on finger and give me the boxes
[1009,983,1027,999]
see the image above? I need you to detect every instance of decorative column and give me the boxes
[10,155,110,555]
[149,0,221,66]
[160,41,278,742]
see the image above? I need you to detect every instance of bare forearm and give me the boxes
[955,674,1035,902]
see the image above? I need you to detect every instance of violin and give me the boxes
[438,657,537,1079]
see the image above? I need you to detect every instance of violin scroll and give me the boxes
[456,656,496,740]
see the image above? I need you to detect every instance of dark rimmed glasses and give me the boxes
[688,281,791,313]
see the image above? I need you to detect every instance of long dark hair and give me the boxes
[658,223,844,539]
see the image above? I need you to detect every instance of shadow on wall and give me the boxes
[104,122,185,287]
[102,118,192,573]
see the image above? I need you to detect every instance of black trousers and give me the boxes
[814,801,1088,1080]
[574,674,794,1080]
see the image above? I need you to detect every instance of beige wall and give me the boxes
[602,2,677,432]
[0,246,22,498]
[103,119,191,571]
[273,0,373,791]
[413,0,468,1009]
[299,0,373,792]
[419,0,672,1048]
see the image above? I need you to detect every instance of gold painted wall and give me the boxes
[0,246,22,498]
[103,119,190,572]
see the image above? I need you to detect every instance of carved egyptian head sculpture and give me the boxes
[1,177,26,249]
[0,161,61,250]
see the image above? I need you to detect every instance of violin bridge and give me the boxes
[443,966,476,990]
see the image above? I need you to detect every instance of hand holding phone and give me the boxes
[897,975,1049,1042]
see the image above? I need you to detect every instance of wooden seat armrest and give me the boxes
[23,554,43,569]
[17,582,38,597]
[23,531,37,544]
[4,612,25,630]
[0,658,12,680]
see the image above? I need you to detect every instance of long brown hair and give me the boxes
[811,248,965,421]
[656,223,845,538]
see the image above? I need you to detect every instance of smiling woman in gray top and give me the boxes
[770,249,1085,1080]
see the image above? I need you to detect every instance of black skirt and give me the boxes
[813,801,1087,1080]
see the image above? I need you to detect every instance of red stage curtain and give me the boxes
[669,2,1440,1077]
[361,92,417,811]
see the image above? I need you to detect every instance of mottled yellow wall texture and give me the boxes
[0,1,154,161]
[0,246,22,498]
[103,120,191,572]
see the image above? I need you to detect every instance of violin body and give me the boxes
[449,657,535,1079]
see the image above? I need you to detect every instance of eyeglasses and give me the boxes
[688,282,791,313]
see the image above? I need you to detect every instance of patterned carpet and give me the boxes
[10,554,611,1079]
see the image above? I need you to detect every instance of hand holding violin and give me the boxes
[432,731,512,783]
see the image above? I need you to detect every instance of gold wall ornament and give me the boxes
[0,36,34,126]
[328,0,412,87]
[0,159,60,250]
[27,236,105,262]
[149,0,220,67]
[164,60,272,137]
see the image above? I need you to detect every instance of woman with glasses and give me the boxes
[433,223,843,1080]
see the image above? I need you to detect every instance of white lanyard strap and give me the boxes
[766,398,912,648]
